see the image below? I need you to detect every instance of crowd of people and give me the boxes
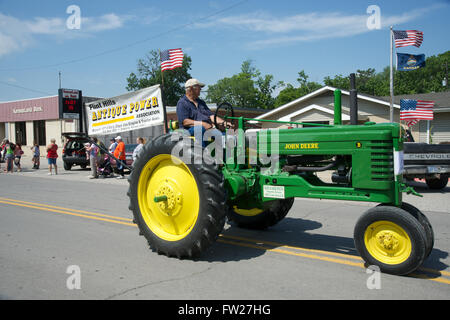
[1,138,58,175]
[0,136,145,179]
[1,139,23,173]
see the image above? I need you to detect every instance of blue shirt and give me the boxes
[90,144,98,157]
[176,95,213,129]
[109,142,117,153]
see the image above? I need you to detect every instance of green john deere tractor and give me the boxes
[127,79,433,276]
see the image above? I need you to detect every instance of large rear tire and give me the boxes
[354,205,427,275]
[228,198,294,230]
[127,133,227,259]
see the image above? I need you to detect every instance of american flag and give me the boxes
[400,99,434,127]
[160,48,184,72]
[393,30,423,48]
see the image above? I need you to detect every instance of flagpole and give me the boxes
[159,48,168,133]
[390,26,394,123]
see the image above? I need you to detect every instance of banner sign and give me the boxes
[85,85,164,135]
[397,53,425,71]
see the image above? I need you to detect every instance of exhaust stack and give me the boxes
[349,73,358,125]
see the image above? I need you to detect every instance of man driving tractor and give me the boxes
[176,78,232,145]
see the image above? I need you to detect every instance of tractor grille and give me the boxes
[368,140,394,181]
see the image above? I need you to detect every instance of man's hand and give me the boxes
[202,122,214,130]
[223,121,234,129]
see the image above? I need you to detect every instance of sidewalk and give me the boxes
[1,156,130,185]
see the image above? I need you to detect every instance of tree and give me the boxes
[126,50,192,106]
[206,60,281,109]
[206,74,258,109]
[274,70,322,107]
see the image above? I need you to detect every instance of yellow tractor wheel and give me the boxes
[354,205,427,275]
[127,134,226,258]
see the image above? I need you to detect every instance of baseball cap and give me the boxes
[185,78,205,88]
[115,136,122,140]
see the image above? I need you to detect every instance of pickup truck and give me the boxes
[403,141,450,190]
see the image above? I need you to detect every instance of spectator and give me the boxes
[3,140,15,173]
[108,138,117,153]
[96,138,106,166]
[86,141,99,179]
[46,138,58,175]
[84,142,91,161]
[132,137,145,163]
[31,142,40,169]
[0,139,6,171]
[14,143,24,172]
[114,136,126,179]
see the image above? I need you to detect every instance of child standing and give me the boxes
[14,143,23,172]
[31,143,40,169]
[3,140,15,173]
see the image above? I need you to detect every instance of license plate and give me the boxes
[427,166,439,173]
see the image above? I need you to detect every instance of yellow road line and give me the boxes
[417,267,450,278]
[410,272,450,285]
[0,200,135,227]
[0,197,133,222]
[1,198,449,285]
[217,238,365,268]
[219,234,363,261]
[217,238,450,286]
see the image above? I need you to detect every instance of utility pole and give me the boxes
[59,71,62,89]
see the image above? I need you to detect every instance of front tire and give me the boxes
[354,205,427,275]
[127,133,227,259]
[399,202,434,259]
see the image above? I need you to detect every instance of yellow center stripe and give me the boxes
[0,199,134,227]
[219,234,363,261]
[0,197,133,222]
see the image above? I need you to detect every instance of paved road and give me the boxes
[0,164,449,300]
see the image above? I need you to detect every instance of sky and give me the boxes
[0,0,449,103]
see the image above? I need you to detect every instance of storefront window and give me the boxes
[33,120,46,146]
[15,122,27,145]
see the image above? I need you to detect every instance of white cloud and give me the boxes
[26,17,65,35]
[82,13,129,32]
[0,12,132,57]
[193,5,444,48]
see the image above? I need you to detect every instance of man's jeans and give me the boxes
[188,126,223,148]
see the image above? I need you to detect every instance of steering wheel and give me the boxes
[214,102,235,130]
